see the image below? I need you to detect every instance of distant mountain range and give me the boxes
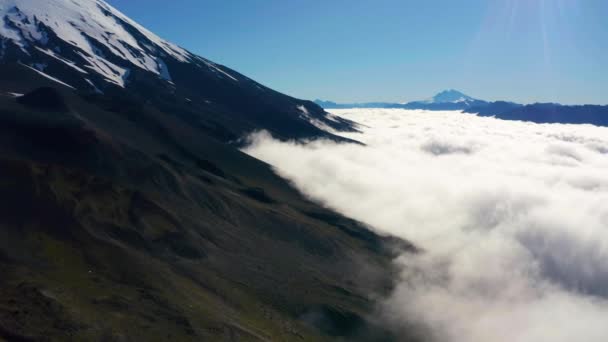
[316,90,489,111]
[316,90,608,127]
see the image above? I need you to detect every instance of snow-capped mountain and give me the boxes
[315,89,488,110]
[0,0,354,140]
[0,0,194,88]
[423,89,478,105]
[403,89,487,109]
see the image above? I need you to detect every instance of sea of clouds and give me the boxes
[243,108,608,342]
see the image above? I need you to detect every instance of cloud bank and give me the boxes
[243,109,608,342]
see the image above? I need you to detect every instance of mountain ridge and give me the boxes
[0,0,358,142]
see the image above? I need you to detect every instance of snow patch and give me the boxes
[21,62,75,89]
[35,46,88,74]
[297,105,335,132]
[156,57,171,81]
[77,50,130,87]
[201,58,238,82]
[85,78,102,94]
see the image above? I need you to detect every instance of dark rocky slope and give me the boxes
[0,55,418,342]
[0,1,423,340]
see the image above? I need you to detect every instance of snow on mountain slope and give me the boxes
[0,0,354,138]
[0,0,194,87]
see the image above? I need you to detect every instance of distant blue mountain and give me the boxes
[313,100,402,109]
[316,90,608,127]
[315,90,488,111]
[429,89,476,103]
[405,89,485,109]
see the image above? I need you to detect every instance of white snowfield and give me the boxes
[0,0,238,88]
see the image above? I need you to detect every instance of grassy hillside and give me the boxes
[0,76,417,341]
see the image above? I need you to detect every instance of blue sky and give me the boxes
[107,0,607,105]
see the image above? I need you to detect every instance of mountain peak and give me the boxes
[0,0,193,88]
[430,89,476,104]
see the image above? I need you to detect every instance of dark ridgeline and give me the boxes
[465,102,608,126]
[0,1,420,341]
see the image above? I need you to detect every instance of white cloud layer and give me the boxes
[243,109,608,342]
